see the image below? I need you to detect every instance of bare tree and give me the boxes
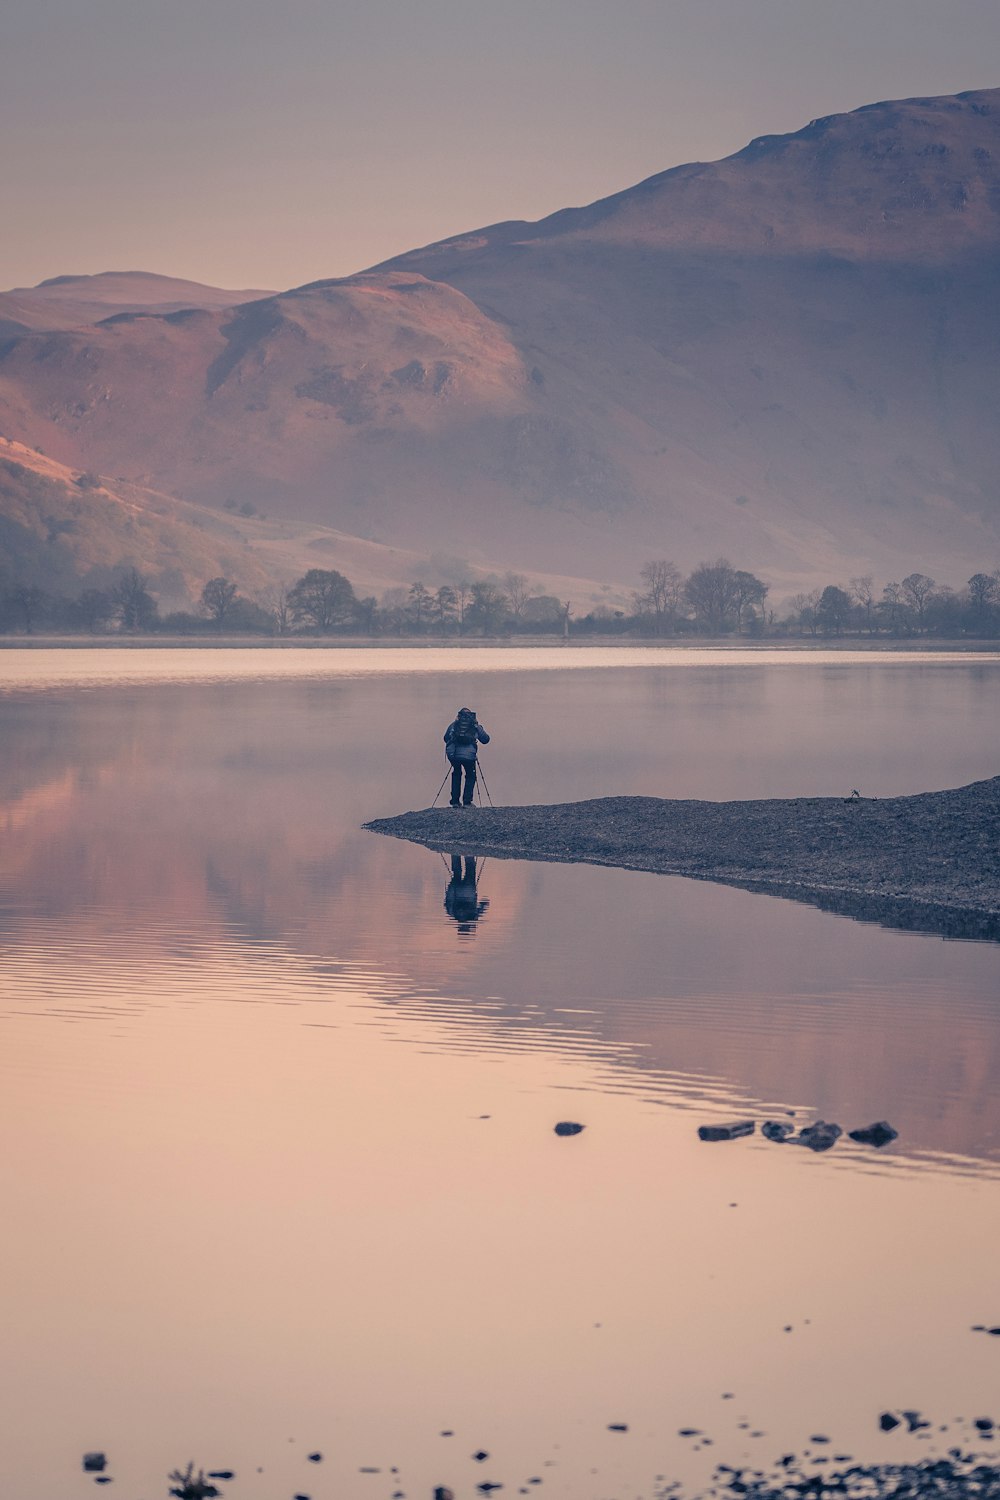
[111,568,158,632]
[287,569,356,632]
[684,558,740,634]
[454,580,474,635]
[850,575,876,635]
[201,576,238,627]
[433,585,457,632]
[967,572,999,626]
[636,559,682,636]
[816,584,852,636]
[354,595,378,634]
[256,583,293,635]
[407,582,433,631]
[879,581,907,635]
[502,571,535,622]
[785,591,820,636]
[522,594,564,627]
[378,587,409,636]
[900,572,936,633]
[466,581,510,635]
[732,570,768,634]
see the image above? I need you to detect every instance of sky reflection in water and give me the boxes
[0,650,998,1500]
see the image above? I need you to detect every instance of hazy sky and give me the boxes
[3,0,999,293]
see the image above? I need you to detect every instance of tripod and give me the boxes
[430,757,494,808]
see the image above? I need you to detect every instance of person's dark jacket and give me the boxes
[444,718,490,763]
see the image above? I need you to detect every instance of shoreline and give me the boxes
[2,634,999,653]
[366,777,1000,942]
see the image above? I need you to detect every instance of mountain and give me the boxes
[0,436,603,608]
[0,271,276,336]
[1,88,999,601]
[0,438,279,603]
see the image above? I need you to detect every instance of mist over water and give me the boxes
[1,649,999,1500]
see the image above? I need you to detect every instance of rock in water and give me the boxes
[849,1121,899,1147]
[762,1121,794,1142]
[794,1121,842,1152]
[554,1121,585,1136]
[82,1454,107,1473]
[698,1121,755,1141]
[434,1489,456,1500]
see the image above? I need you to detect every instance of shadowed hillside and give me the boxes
[1,90,999,593]
[0,439,278,604]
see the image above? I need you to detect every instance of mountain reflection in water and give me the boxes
[1,653,999,1500]
[1,661,999,1168]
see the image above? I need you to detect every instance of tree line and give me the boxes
[2,558,999,638]
[627,559,1000,639]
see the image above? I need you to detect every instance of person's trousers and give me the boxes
[449,757,477,805]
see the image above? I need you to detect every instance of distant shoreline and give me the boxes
[2,635,999,653]
[367,778,1000,942]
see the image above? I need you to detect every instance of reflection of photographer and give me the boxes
[444,855,489,936]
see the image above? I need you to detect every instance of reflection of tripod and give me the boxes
[444,855,490,934]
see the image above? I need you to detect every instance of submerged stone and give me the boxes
[554,1121,585,1136]
[794,1121,842,1152]
[762,1121,794,1142]
[849,1121,899,1147]
[698,1121,755,1141]
[83,1455,107,1474]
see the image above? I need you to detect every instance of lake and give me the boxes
[1,647,999,1500]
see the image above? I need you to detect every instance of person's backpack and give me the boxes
[452,709,478,746]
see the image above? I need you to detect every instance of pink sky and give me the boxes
[3,0,1000,292]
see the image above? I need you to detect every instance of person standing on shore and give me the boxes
[443,706,490,807]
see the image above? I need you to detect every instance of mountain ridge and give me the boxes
[0,271,277,337]
[1,86,999,602]
[377,87,1000,268]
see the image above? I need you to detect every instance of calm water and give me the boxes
[1,648,999,1500]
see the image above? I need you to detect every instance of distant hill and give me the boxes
[0,271,276,336]
[1,89,999,598]
[0,437,607,610]
[0,439,280,604]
